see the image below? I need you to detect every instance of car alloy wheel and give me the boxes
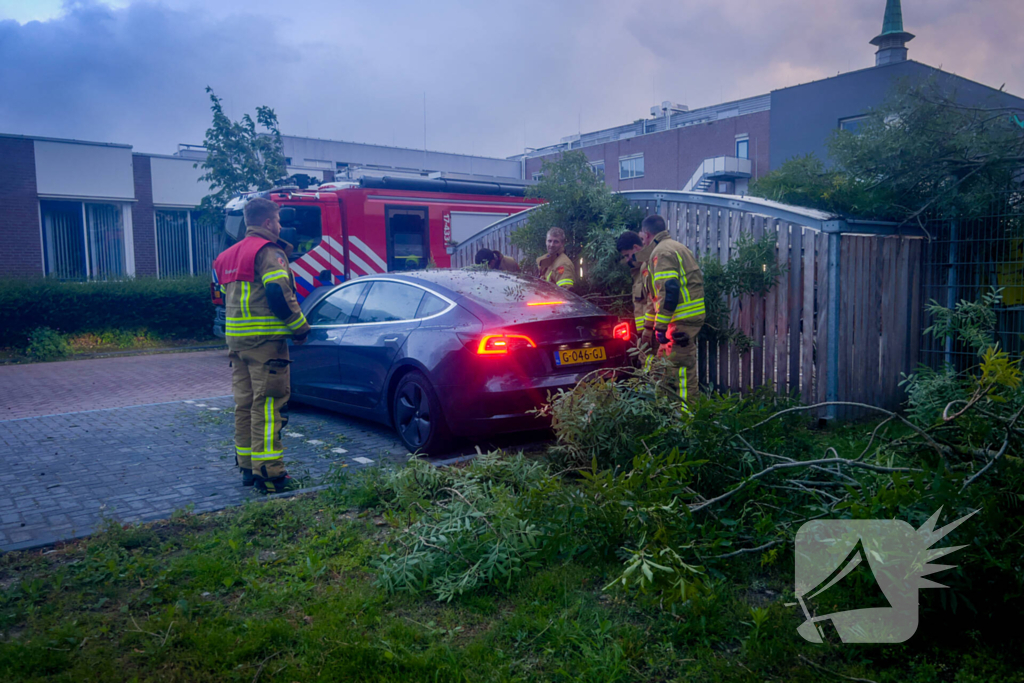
[392,370,452,455]
[395,382,432,449]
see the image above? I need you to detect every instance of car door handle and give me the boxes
[383,336,400,347]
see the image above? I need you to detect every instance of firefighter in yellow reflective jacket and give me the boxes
[536,227,576,288]
[212,198,311,494]
[617,230,658,365]
[640,214,705,411]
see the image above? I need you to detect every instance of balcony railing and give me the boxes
[683,156,752,192]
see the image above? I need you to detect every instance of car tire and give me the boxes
[392,370,452,455]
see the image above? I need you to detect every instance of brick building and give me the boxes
[0,134,214,280]
[521,0,1024,194]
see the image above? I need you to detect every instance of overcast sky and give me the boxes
[1,0,1022,159]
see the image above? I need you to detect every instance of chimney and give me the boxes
[870,0,915,66]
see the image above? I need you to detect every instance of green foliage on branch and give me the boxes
[700,233,786,350]
[512,151,785,336]
[751,79,1024,221]
[512,151,644,291]
[195,87,287,216]
[373,289,1024,623]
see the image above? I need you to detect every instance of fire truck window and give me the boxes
[282,205,322,261]
[386,206,429,271]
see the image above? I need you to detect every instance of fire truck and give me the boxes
[211,176,542,336]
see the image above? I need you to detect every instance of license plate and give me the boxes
[554,346,607,366]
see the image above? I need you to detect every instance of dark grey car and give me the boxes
[289,269,631,454]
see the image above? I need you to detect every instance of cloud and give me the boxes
[0,1,296,153]
[1,0,1022,160]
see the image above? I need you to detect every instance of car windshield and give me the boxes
[224,211,245,242]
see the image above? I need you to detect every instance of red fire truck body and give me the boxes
[218,177,540,302]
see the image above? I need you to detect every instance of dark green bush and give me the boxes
[0,277,215,347]
[25,327,72,362]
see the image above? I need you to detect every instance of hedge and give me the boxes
[0,277,216,347]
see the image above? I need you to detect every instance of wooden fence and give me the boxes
[450,191,926,418]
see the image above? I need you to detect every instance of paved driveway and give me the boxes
[0,351,410,552]
[0,350,233,420]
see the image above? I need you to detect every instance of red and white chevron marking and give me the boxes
[286,235,389,282]
[347,235,388,276]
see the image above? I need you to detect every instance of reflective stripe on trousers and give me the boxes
[679,366,691,415]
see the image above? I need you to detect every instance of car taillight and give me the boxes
[526,300,566,306]
[477,334,536,355]
[210,282,223,305]
[613,322,630,341]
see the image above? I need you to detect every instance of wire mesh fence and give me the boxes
[921,190,1024,371]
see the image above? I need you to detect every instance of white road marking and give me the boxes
[352,457,374,465]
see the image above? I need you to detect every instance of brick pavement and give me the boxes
[0,350,232,420]
[0,350,551,552]
[0,395,410,552]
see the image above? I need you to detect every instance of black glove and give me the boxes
[674,331,691,348]
[292,332,309,345]
[655,328,669,346]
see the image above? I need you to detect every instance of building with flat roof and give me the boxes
[174,135,527,186]
[521,0,1024,195]
[0,133,214,280]
[0,131,527,279]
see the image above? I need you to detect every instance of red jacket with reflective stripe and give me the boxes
[213,236,272,284]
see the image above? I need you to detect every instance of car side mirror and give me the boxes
[279,207,297,226]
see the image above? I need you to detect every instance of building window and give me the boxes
[590,160,605,182]
[839,115,870,134]
[736,138,749,159]
[532,172,544,182]
[41,200,131,280]
[303,158,334,169]
[619,154,644,180]
[155,209,219,278]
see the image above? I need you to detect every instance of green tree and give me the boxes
[751,79,1024,222]
[195,87,287,217]
[511,151,643,295]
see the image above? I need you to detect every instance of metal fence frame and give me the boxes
[920,193,1024,372]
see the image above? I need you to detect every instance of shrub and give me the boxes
[25,327,71,362]
[0,277,215,347]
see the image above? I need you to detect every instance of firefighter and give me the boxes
[536,227,575,288]
[474,248,520,273]
[616,230,658,364]
[639,214,705,411]
[212,198,311,494]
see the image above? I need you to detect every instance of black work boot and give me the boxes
[254,475,300,495]
[241,468,255,487]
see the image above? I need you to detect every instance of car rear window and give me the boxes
[397,269,605,320]
[454,272,571,306]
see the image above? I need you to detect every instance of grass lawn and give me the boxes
[1,471,1020,683]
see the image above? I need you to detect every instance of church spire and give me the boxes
[870,0,915,66]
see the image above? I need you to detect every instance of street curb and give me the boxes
[0,344,227,366]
